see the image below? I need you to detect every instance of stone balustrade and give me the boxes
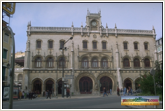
[29,26,154,35]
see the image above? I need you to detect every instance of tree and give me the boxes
[139,60,163,95]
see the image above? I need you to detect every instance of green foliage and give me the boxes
[139,72,155,94]
[139,61,163,95]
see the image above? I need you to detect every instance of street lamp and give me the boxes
[60,37,73,98]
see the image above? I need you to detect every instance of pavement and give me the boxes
[3,93,162,109]
[3,93,118,101]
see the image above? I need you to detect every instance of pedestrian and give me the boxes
[123,86,126,96]
[110,89,112,95]
[103,87,108,97]
[22,91,25,99]
[117,87,120,96]
[43,91,45,97]
[24,92,27,99]
[19,90,22,100]
[66,88,70,98]
[127,88,129,95]
[47,90,51,99]
[45,90,48,99]
[128,87,132,95]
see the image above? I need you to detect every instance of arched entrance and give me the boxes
[135,78,141,90]
[33,79,42,94]
[58,79,62,94]
[46,80,54,93]
[124,78,132,89]
[100,76,112,93]
[79,76,93,94]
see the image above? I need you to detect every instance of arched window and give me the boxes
[134,58,140,67]
[18,74,23,81]
[82,57,88,68]
[144,58,150,67]
[47,57,53,68]
[91,58,98,68]
[83,41,87,49]
[123,58,130,67]
[101,58,108,68]
[35,57,42,67]
[59,57,65,68]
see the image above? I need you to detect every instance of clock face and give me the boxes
[92,21,96,26]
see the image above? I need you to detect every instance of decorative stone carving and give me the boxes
[93,34,97,38]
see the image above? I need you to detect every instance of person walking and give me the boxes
[47,90,51,99]
[127,88,129,95]
[117,87,120,96]
[103,87,108,97]
[66,88,70,98]
[22,91,25,99]
[110,89,112,95]
[128,87,132,95]
[24,92,27,99]
[19,90,22,100]
[46,90,48,99]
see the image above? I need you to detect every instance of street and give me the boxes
[2,95,129,109]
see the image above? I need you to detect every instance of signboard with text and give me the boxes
[3,86,9,100]
[3,86,19,100]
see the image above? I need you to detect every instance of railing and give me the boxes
[117,29,153,34]
[30,27,71,32]
[30,27,153,35]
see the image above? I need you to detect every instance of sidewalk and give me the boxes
[2,92,138,102]
[3,93,120,102]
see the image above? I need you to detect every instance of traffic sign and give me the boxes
[65,75,74,79]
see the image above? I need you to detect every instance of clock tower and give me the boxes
[86,9,102,31]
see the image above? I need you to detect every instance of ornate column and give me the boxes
[106,23,108,37]
[42,82,44,95]
[132,81,135,91]
[116,42,122,89]
[24,39,30,92]
[71,41,75,95]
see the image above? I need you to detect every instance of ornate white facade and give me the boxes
[23,10,157,95]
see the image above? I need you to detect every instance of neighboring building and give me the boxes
[23,10,157,95]
[14,52,25,89]
[156,38,163,69]
[2,20,14,86]
[15,51,25,58]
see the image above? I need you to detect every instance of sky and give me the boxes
[2,2,163,53]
